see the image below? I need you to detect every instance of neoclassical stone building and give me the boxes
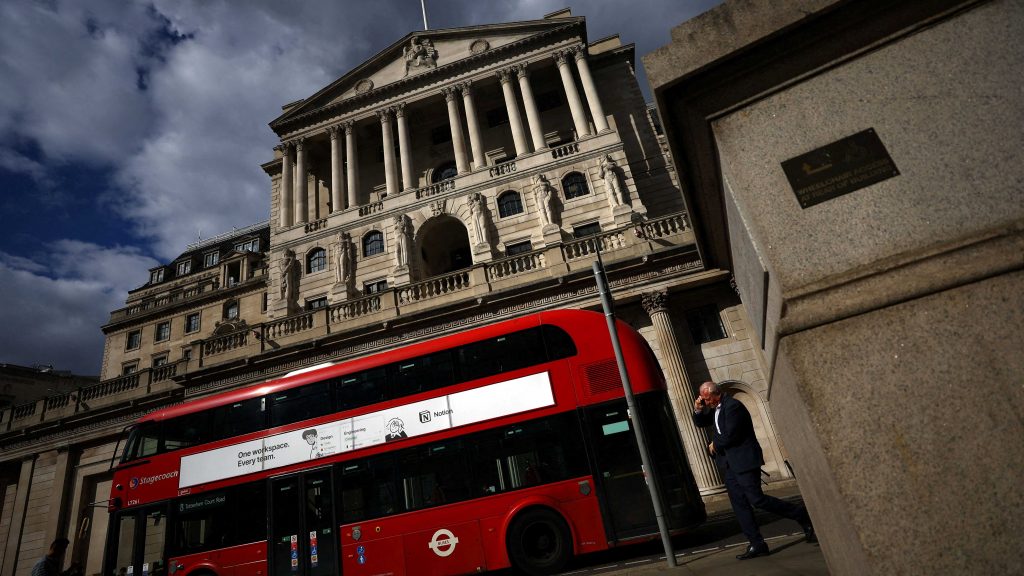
[0,9,789,575]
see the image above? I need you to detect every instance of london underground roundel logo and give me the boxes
[428,528,459,557]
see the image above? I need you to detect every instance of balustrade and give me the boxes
[415,179,456,199]
[562,231,627,260]
[397,270,471,304]
[12,402,36,421]
[488,161,517,178]
[152,360,182,383]
[358,201,384,217]
[486,251,547,281]
[45,394,71,411]
[265,311,316,339]
[81,373,140,402]
[328,294,381,324]
[203,331,248,356]
[550,142,580,159]
[304,218,328,233]
[642,213,689,239]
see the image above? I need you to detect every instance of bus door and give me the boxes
[584,403,658,541]
[104,504,169,576]
[269,469,338,576]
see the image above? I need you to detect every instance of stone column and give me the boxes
[344,120,359,208]
[294,137,308,223]
[498,67,530,156]
[572,45,609,133]
[459,82,485,170]
[328,126,345,211]
[44,448,74,552]
[517,63,547,151]
[377,108,397,198]
[442,87,470,174]
[554,49,591,139]
[277,143,294,227]
[395,103,414,191]
[1,456,35,576]
[641,291,725,494]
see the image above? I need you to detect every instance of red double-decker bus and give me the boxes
[104,310,704,576]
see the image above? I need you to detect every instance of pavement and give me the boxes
[559,482,830,576]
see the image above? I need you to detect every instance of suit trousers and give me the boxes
[723,465,808,545]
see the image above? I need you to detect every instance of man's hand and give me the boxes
[694,396,705,412]
[708,442,716,456]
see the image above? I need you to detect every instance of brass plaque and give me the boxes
[781,128,899,209]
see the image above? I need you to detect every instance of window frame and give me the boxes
[306,248,327,274]
[572,222,602,238]
[561,171,590,200]
[497,191,524,218]
[176,260,192,276]
[203,251,220,268]
[224,300,239,320]
[149,269,164,284]
[363,231,385,257]
[126,330,142,351]
[363,279,388,295]
[154,321,171,343]
[185,313,201,334]
[305,296,328,311]
[505,240,533,257]
[234,238,260,253]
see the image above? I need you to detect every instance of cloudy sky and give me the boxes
[0,0,719,376]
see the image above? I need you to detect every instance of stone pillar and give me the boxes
[442,87,470,174]
[328,126,345,211]
[498,67,530,156]
[395,103,414,191]
[344,120,359,208]
[459,82,485,170]
[294,137,308,223]
[1,456,35,576]
[554,49,591,139]
[641,291,725,494]
[44,449,74,549]
[377,108,397,198]
[572,45,609,133]
[278,143,293,227]
[517,64,547,151]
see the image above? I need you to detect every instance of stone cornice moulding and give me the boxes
[271,22,584,136]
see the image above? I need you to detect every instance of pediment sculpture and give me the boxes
[404,37,437,76]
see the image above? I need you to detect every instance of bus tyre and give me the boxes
[507,508,572,576]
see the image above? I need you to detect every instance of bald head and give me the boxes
[698,381,723,409]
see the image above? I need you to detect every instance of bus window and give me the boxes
[162,412,208,452]
[142,509,167,575]
[337,456,398,523]
[269,381,333,428]
[112,512,136,573]
[124,423,161,461]
[208,396,265,439]
[333,367,387,412]
[541,324,577,360]
[497,415,588,490]
[397,440,471,511]
[389,351,455,397]
[458,328,547,382]
[172,491,228,555]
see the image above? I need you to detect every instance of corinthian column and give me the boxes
[344,121,359,208]
[377,108,397,197]
[442,87,469,174]
[554,49,591,139]
[294,137,308,223]
[641,291,725,494]
[572,45,609,133]
[459,82,485,170]
[498,67,529,157]
[395,103,414,191]
[517,64,547,151]
[328,126,345,212]
[277,143,293,227]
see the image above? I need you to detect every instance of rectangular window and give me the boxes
[234,238,259,253]
[505,240,533,257]
[685,304,728,344]
[261,292,268,312]
[152,355,168,367]
[306,297,328,311]
[149,269,164,284]
[126,330,141,351]
[208,397,265,440]
[155,321,171,342]
[121,362,138,376]
[204,252,219,268]
[268,381,333,428]
[176,260,192,276]
[182,348,192,362]
[364,279,388,294]
[185,313,201,334]
[332,367,387,412]
[572,222,602,238]
[170,482,267,556]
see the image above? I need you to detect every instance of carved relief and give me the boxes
[355,79,374,94]
[469,39,490,55]
[404,37,437,76]
[641,291,670,316]
[429,199,447,216]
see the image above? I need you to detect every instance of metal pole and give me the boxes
[593,257,677,567]
[420,0,429,30]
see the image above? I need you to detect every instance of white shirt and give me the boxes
[714,403,722,434]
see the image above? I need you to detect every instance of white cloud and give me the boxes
[0,242,158,375]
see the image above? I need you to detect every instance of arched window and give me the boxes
[561,172,589,199]
[497,191,523,218]
[307,248,326,273]
[431,161,458,184]
[363,231,384,257]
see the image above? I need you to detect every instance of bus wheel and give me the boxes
[507,508,572,575]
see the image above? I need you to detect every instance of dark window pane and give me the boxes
[684,304,727,344]
[541,325,577,360]
[497,191,523,218]
[269,382,333,428]
[562,172,589,199]
[389,351,455,398]
[209,397,264,439]
[333,367,388,411]
[572,222,601,238]
[363,232,384,256]
[505,241,532,256]
[337,455,398,523]
[458,328,546,382]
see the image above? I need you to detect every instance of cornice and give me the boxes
[102,277,269,333]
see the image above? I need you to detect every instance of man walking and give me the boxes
[692,381,816,559]
[31,538,69,576]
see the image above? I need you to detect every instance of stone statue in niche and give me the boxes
[393,214,413,269]
[467,192,490,245]
[279,249,298,304]
[334,232,352,287]
[600,154,624,207]
[533,174,557,227]
[404,37,437,76]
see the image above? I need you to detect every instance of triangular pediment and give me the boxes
[271,17,582,130]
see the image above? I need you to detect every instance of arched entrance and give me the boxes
[416,215,472,278]
[719,380,792,482]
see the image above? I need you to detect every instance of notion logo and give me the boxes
[428,528,459,557]
[419,410,432,424]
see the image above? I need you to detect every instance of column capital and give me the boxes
[326,125,342,140]
[553,48,572,67]
[641,290,670,315]
[571,43,588,61]
[276,141,293,153]
[496,68,515,84]
[394,102,407,118]
[342,119,355,134]
[514,63,529,80]
[441,86,459,102]
[456,81,473,96]
[293,137,306,151]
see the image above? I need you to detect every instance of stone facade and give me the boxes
[0,9,791,575]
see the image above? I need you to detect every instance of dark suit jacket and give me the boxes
[692,393,763,473]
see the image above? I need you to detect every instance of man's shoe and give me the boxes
[736,543,770,560]
[802,523,818,544]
